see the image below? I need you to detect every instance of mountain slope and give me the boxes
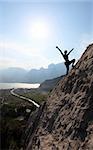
[23,44,93,150]
[38,75,64,92]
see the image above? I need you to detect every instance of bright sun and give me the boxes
[30,21,49,39]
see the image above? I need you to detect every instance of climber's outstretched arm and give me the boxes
[56,46,64,57]
[68,48,74,55]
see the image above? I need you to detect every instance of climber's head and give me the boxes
[64,50,67,54]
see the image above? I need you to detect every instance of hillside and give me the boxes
[38,75,64,92]
[23,44,93,150]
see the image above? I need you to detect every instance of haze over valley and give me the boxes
[0,63,65,83]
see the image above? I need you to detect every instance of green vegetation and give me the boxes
[21,91,47,104]
[0,89,36,150]
[1,113,26,150]
[1,103,26,150]
[0,89,48,150]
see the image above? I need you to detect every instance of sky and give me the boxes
[0,0,93,70]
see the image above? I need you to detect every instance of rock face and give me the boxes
[24,44,93,150]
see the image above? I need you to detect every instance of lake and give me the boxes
[0,83,40,89]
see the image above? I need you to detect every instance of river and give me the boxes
[0,83,40,89]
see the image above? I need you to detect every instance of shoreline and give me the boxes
[0,83,40,90]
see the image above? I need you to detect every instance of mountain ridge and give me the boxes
[0,63,65,83]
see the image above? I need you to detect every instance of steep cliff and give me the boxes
[24,44,93,150]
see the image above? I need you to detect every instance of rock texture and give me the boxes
[24,44,93,150]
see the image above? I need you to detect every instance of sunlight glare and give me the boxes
[30,21,49,39]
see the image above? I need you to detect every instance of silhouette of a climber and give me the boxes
[56,46,75,75]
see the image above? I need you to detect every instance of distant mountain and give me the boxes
[0,67,27,83]
[0,63,66,83]
[25,63,65,83]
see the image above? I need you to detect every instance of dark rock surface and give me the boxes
[24,44,93,150]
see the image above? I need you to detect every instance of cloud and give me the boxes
[0,40,51,69]
[79,33,93,50]
[1,33,92,70]
[0,54,51,70]
[0,57,17,69]
[0,40,38,57]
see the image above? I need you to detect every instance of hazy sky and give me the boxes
[0,0,93,70]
